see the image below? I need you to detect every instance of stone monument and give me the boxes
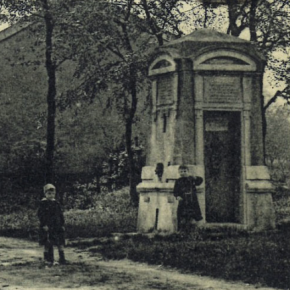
[137,29,275,233]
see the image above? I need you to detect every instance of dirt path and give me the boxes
[0,237,280,290]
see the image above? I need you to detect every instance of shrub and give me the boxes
[0,187,137,240]
[272,186,290,226]
[0,209,39,239]
[62,180,101,210]
[65,187,137,238]
[0,140,47,213]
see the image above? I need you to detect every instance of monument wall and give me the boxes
[137,30,275,233]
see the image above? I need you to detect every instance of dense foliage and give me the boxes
[0,187,138,239]
[266,107,290,185]
[0,142,144,213]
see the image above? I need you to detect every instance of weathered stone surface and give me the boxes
[138,29,275,233]
[246,193,276,231]
[246,166,271,180]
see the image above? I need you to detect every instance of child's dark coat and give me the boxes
[173,176,203,224]
[37,198,65,246]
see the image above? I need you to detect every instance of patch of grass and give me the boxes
[90,228,290,289]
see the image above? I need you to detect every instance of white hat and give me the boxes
[43,183,56,193]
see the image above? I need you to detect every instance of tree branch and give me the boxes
[264,85,290,112]
[141,0,163,46]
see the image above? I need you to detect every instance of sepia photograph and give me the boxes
[0,1,289,289]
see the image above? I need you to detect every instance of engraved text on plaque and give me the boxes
[204,75,242,103]
[157,74,173,105]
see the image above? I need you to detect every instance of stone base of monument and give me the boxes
[245,166,276,231]
[137,183,178,233]
[137,166,276,233]
[136,165,204,233]
[139,29,277,234]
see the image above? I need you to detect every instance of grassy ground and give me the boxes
[1,236,273,290]
[1,186,290,289]
[72,227,290,289]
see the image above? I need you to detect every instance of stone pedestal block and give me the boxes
[137,165,205,233]
[245,166,276,231]
[137,183,177,233]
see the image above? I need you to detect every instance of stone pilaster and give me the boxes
[173,58,195,165]
[250,73,265,165]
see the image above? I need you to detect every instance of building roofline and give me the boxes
[0,21,32,43]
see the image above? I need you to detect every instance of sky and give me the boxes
[0,23,9,31]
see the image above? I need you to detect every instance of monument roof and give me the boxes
[164,29,249,45]
[155,29,265,65]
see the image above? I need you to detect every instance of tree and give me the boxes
[58,0,192,204]
[0,0,85,182]
[0,1,155,204]
[210,0,290,108]
[266,108,290,183]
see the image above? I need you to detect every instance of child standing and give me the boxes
[38,183,66,265]
[173,165,203,231]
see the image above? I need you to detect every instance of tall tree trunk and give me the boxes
[262,95,267,163]
[119,3,139,205]
[226,0,239,36]
[226,0,248,37]
[203,3,208,28]
[142,0,163,46]
[43,0,56,183]
[125,118,137,204]
[249,0,258,41]
[126,69,138,205]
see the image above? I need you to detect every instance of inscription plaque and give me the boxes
[204,75,242,103]
[205,117,228,131]
[157,74,173,105]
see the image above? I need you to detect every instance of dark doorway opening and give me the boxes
[204,111,241,223]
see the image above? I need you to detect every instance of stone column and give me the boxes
[242,74,252,166]
[195,109,204,165]
[148,80,157,166]
[251,72,265,165]
[173,59,194,165]
[243,110,251,166]
[193,72,204,165]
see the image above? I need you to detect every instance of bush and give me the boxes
[0,187,137,240]
[0,209,39,239]
[0,140,47,213]
[62,180,101,210]
[272,186,290,225]
[65,187,137,238]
